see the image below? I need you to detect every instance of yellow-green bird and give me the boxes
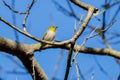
[40,26,57,50]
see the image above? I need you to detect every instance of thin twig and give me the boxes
[11,0,20,41]
[72,7,95,62]
[4,70,28,75]
[66,0,75,14]
[66,0,78,19]
[71,7,95,42]
[22,0,36,31]
[93,56,114,80]
[74,20,77,34]
[2,0,26,14]
[52,49,64,80]
[52,0,80,20]
[75,60,80,80]
[90,71,94,80]
[64,2,96,79]
[72,19,116,61]
[3,0,36,32]
[2,54,25,69]
[72,27,97,62]
[101,19,116,48]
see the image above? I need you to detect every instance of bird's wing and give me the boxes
[42,31,47,40]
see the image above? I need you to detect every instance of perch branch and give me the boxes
[0,37,48,80]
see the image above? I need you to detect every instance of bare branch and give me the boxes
[0,36,120,79]
[71,7,95,42]
[72,20,115,63]
[102,0,120,10]
[22,0,36,31]
[71,6,95,62]
[2,0,26,14]
[2,0,36,31]
[52,49,64,80]
[75,61,81,80]
[0,16,71,46]
[70,0,98,13]
[52,0,80,20]
[101,20,116,48]
[42,43,120,59]
[2,54,25,69]
[90,71,94,80]
[1,30,119,60]
[3,70,28,75]
[0,37,48,80]
[63,1,99,79]
[64,43,74,80]
[1,0,120,80]
[93,57,114,80]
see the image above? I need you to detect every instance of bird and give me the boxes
[40,26,57,50]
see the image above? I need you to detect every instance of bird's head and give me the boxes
[48,26,57,32]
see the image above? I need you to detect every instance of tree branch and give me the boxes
[42,43,120,59]
[0,37,48,80]
[64,43,74,80]
[0,16,71,46]
[22,0,36,31]
[2,0,26,14]
[0,36,120,79]
[70,0,98,13]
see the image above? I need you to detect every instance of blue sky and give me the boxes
[0,0,120,80]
